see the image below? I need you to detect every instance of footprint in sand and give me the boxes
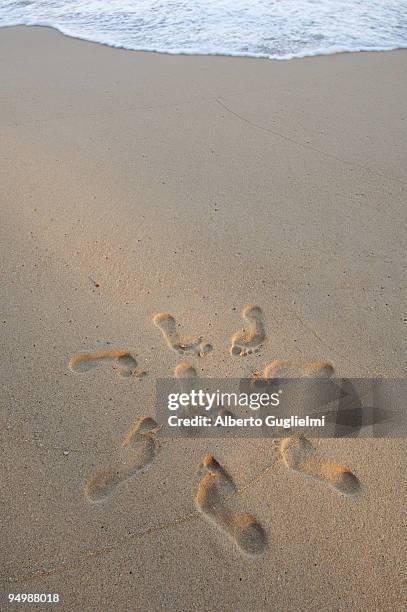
[278,436,360,496]
[153,313,212,357]
[174,362,232,422]
[195,454,267,556]
[174,362,199,380]
[230,305,266,357]
[252,358,334,388]
[263,359,334,379]
[173,362,211,435]
[85,416,160,503]
[69,351,146,378]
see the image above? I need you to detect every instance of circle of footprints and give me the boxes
[69,305,360,557]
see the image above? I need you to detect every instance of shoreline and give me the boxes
[1,23,407,62]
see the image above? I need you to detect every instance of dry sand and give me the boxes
[1,25,406,611]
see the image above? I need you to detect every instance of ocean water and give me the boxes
[1,0,407,60]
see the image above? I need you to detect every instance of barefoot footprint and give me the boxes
[264,359,334,379]
[279,436,360,496]
[85,417,160,503]
[153,313,212,357]
[253,359,334,387]
[174,362,232,421]
[230,305,266,357]
[69,351,146,378]
[174,362,199,379]
[195,454,267,556]
[173,362,211,434]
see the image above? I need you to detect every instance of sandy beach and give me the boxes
[1,25,406,610]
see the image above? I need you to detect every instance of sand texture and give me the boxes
[1,26,406,611]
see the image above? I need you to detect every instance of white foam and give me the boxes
[1,0,407,60]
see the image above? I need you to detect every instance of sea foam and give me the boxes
[1,0,407,60]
